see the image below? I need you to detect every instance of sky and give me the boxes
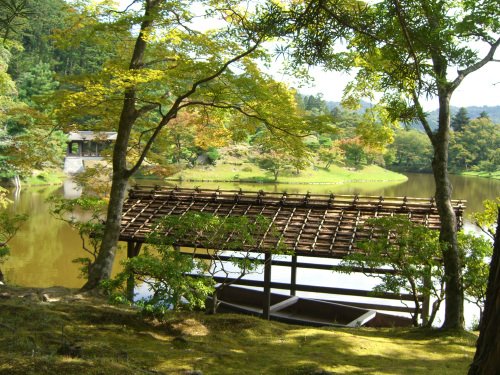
[268,55,500,111]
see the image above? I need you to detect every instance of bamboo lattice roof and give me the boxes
[119,186,466,259]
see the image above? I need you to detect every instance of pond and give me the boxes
[3,172,498,289]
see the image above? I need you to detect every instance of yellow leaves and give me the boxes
[146,28,184,46]
[59,65,171,113]
[109,68,168,89]
[194,124,231,149]
[355,108,396,154]
[0,187,12,209]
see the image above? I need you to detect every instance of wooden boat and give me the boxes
[207,285,413,328]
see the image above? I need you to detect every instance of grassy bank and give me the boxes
[459,170,500,180]
[166,145,407,184]
[170,163,407,184]
[0,285,477,375]
[2,169,66,187]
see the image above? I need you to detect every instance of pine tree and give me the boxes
[451,107,470,132]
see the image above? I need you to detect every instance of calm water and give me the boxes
[2,173,499,289]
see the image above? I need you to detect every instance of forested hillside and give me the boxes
[0,0,114,184]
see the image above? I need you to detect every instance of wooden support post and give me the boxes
[126,241,142,302]
[290,255,297,296]
[421,267,431,326]
[263,252,272,320]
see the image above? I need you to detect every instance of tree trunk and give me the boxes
[80,1,158,291]
[82,171,129,290]
[432,93,464,330]
[469,210,500,374]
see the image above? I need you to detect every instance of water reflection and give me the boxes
[3,185,126,288]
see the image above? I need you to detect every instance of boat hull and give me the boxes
[208,286,413,328]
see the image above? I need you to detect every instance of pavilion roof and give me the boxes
[119,186,466,258]
[67,131,117,141]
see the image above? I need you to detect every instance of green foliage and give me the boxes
[459,231,492,318]
[51,0,319,201]
[104,248,214,316]
[256,148,309,181]
[341,216,444,326]
[341,215,494,327]
[387,129,433,172]
[0,186,10,209]
[339,138,366,168]
[0,207,28,265]
[0,0,32,44]
[449,117,499,172]
[48,195,106,277]
[472,198,499,240]
[16,62,59,108]
[205,147,220,165]
[151,212,289,256]
[106,212,289,316]
[451,108,470,132]
[72,164,112,198]
[318,140,345,169]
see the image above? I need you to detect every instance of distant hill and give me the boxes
[430,105,500,126]
[324,101,500,129]
[325,100,374,113]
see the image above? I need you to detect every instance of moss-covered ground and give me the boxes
[0,285,477,375]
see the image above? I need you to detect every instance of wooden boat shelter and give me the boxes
[119,186,466,321]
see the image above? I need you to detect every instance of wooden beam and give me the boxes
[205,275,422,302]
[269,296,299,313]
[290,255,297,296]
[346,310,377,327]
[126,241,142,302]
[421,268,432,326]
[263,252,272,320]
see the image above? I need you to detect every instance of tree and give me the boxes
[341,216,445,327]
[477,111,489,119]
[460,232,492,326]
[469,208,500,374]
[388,129,433,171]
[472,198,500,241]
[257,149,295,181]
[61,1,310,290]
[16,62,59,108]
[0,0,31,43]
[0,1,67,187]
[281,0,500,329]
[450,117,499,172]
[48,196,107,278]
[318,140,344,169]
[339,137,365,167]
[0,187,27,283]
[451,107,470,132]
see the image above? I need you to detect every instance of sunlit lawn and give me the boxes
[171,162,407,184]
[460,170,500,180]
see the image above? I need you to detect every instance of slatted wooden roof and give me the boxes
[119,186,466,259]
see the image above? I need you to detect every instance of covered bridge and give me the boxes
[119,186,466,321]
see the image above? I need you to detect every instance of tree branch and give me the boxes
[392,0,423,91]
[451,37,500,92]
[125,42,262,177]
[177,100,310,138]
[411,89,436,145]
